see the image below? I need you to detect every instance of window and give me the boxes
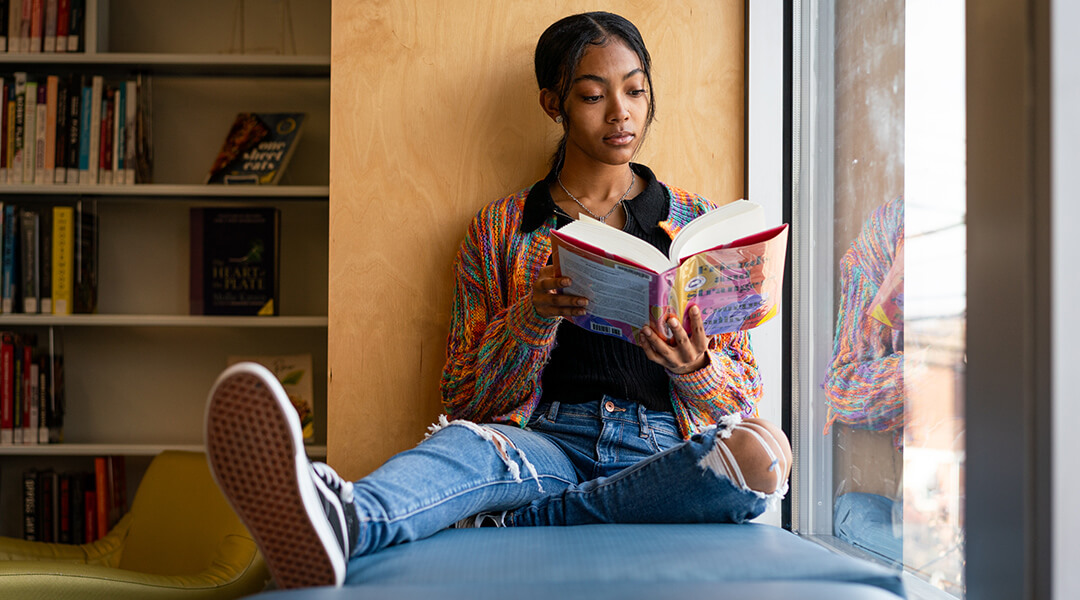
[791,1,966,596]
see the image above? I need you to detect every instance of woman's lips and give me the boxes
[604,132,635,146]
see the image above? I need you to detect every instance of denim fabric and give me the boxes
[834,492,902,564]
[346,396,767,557]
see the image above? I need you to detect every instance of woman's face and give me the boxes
[561,39,650,169]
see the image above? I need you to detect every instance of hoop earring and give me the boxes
[555,115,563,124]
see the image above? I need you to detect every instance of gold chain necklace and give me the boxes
[557,169,635,223]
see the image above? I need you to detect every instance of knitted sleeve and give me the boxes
[822,197,904,433]
[439,205,560,423]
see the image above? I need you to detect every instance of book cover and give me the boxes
[28,0,40,52]
[0,78,6,182]
[123,80,135,184]
[190,207,280,316]
[80,74,100,184]
[4,81,12,184]
[77,77,90,181]
[83,487,95,542]
[113,83,123,183]
[18,0,30,52]
[135,73,151,183]
[37,353,47,442]
[51,205,73,314]
[227,353,315,443]
[21,345,35,444]
[66,0,80,52]
[73,199,96,313]
[98,86,111,184]
[65,75,80,184]
[205,112,305,185]
[26,356,37,444]
[22,469,37,540]
[52,73,67,183]
[12,339,22,443]
[55,0,68,52]
[42,0,55,52]
[107,455,126,528]
[70,471,85,544]
[0,0,7,52]
[37,470,54,542]
[551,200,789,344]
[58,471,71,543]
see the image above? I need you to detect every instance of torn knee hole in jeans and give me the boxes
[427,415,544,492]
[697,415,789,508]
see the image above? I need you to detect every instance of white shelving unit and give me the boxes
[0,0,331,538]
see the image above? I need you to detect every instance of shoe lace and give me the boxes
[312,462,355,504]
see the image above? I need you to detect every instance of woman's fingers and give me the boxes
[532,265,587,318]
[636,307,708,374]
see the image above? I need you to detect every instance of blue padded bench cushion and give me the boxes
[258,523,905,599]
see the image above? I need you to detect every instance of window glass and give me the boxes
[802,1,966,595]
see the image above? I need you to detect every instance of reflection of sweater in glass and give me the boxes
[823,196,904,434]
[439,179,762,439]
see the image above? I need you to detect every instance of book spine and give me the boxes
[83,75,99,184]
[20,208,37,313]
[36,471,51,542]
[39,207,50,312]
[189,208,203,315]
[33,82,45,183]
[70,472,84,544]
[97,86,110,184]
[52,74,66,182]
[51,205,72,314]
[123,80,134,184]
[43,74,56,181]
[54,0,67,52]
[42,0,54,52]
[0,78,6,182]
[12,74,25,183]
[108,455,125,527]
[5,0,16,54]
[65,75,80,183]
[48,333,62,442]
[76,79,89,182]
[37,354,46,442]
[22,469,37,540]
[93,456,107,538]
[112,83,122,184]
[23,348,35,443]
[2,204,17,313]
[65,0,79,52]
[58,472,70,543]
[0,0,7,52]
[22,79,35,183]
[47,471,58,542]
[28,0,39,52]
[83,487,95,541]
[74,199,95,313]
[5,82,13,184]
[19,0,30,52]
[12,339,21,442]
[0,334,12,444]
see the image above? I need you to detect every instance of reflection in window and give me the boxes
[805,0,965,596]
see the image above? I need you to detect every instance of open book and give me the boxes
[550,200,788,343]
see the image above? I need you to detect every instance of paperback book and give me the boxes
[205,112,305,185]
[226,353,315,443]
[551,200,789,343]
[190,207,280,316]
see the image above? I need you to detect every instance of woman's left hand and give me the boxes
[636,305,709,374]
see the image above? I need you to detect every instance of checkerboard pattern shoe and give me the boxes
[204,362,359,589]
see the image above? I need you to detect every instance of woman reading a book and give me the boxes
[204,12,791,589]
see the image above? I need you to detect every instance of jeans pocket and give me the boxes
[648,413,683,452]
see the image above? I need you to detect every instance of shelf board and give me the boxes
[0,53,331,77]
[0,183,329,200]
[0,314,328,327]
[0,443,328,458]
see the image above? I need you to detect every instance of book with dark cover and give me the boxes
[23,469,37,541]
[37,469,55,543]
[190,207,280,316]
[70,471,85,544]
[74,199,97,314]
[205,112,305,185]
[58,472,71,544]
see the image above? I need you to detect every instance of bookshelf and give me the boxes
[0,0,330,539]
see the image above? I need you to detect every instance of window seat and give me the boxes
[254,523,905,599]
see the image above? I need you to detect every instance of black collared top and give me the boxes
[525,163,675,412]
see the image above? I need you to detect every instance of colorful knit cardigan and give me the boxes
[440,183,762,439]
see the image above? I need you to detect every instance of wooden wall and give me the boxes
[328,0,745,478]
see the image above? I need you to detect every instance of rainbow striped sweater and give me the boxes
[440,182,762,439]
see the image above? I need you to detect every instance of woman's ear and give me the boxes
[539,89,562,123]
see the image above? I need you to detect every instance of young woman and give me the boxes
[205,12,792,590]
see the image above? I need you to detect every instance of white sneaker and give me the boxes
[204,362,358,589]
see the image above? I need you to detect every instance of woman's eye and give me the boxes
[629,89,646,97]
[582,95,602,103]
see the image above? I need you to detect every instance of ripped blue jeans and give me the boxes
[347,396,776,558]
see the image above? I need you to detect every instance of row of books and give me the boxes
[0,201,97,315]
[0,329,65,445]
[0,72,154,186]
[0,0,86,54]
[22,456,125,544]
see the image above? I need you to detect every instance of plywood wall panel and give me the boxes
[330,0,744,478]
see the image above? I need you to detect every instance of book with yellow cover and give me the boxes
[551,200,788,343]
[51,205,73,316]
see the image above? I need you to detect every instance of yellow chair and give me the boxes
[0,450,270,599]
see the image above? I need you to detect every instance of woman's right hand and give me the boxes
[532,264,589,319]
